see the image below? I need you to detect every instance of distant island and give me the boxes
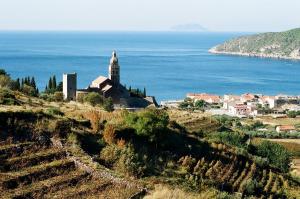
[209,28,300,60]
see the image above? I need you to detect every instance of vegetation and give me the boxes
[44,75,62,94]
[212,28,300,59]
[255,140,291,172]
[0,85,299,198]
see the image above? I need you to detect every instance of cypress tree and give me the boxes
[45,85,48,92]
[31,77,36,89]
[143,87,146,97]
[48,77,53,90]
[129,86,131,92]
[21,78,24,89]
[26,76,30,85]
[16,78,20,91]
[52,75,57,89]
[56,81,63,91]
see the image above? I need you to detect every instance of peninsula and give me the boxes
[209,28,300,60]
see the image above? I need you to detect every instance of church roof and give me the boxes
[102,84,113,92]
[91,76,109,88]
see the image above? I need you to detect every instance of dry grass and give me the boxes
[144,184,221,199]
[257,116,300,126]
[167,109,220,133]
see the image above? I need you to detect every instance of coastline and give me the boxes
[209,47,300,61]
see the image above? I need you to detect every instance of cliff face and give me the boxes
[209,28,300,60]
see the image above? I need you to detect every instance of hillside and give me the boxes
[0,91,300,198]
[209,28,300,60]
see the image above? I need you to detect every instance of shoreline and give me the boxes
[209,48,300,61]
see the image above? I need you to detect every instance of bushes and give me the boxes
[256,140,291,172]
[103,124,116,144]
[83,92,104,106]
[83,92,114,112]
[46,107,64,116]
[103,97,114,112]
[0,75,12,89]
[84,110,102,133]
[209,131,248,149]
[124,108,169,144]
[0,89,18,105]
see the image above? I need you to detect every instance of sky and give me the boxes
[0,0,299,32]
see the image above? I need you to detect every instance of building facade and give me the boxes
[63,73,77,101]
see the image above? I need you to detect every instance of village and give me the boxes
[161,92,300,133]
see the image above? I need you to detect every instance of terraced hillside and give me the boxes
[176,142,298,199]
[0,140,141,199]
[168,110,220,133]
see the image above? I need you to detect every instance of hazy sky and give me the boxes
[0,0,299,32]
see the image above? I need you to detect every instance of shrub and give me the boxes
[0,75,12,89]
[103,124,116,144]
[0,89,18,105]
[46,107,64,116]
[244,179,261,195]
[67,133,80,147]
[287,111,298,118]
[124,108,169,144]
[100,145,122,166]
[83,92,104,106]
[103,97,114,112]
[210,131,247,149]
[84,110,101,133]
[256,140,291,172]
[115,144,145,177]
[22,84,37,96]
[53,91,64,102]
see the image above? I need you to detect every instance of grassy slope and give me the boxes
[212,28,300,56]
[1,92,300,198]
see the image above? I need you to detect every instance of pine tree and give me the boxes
[26,76,30,85]
[21,78,24,89]
[143,87,146,97]
[56,81,63,92]
[30,77,36,89]
[16,78,20,91]
[52,75,57,89]
[48,77,53,90]
[36,88,39,95]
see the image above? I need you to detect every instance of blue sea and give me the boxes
[1,31,300,103]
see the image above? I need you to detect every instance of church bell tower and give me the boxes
[108,51,120,86]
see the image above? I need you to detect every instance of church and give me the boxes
[63,51,157,108]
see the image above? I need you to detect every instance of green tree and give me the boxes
[256,140,291,172]
[143,87,146,97]
[125,108,169,144]
[16,78,20,90]
[103,97,114,112]
[179,98,193,109]
[0,69,8,76]
[56,81,63,91]
[30,77,36,89]
[48,77,53,90]
[287,111,298,118]
[52,75,57,89]
[195,100,206,109]
[83,92,104,106]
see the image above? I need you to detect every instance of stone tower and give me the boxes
[108,51,120,86]
[63,73,77,101]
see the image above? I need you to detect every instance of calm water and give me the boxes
[1,31,300,102]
